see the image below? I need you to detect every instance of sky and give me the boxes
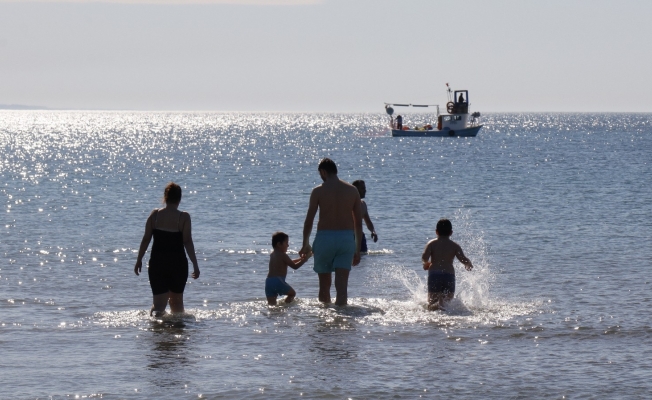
[0,0,651,112]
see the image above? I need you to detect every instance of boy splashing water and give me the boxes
[266,232,312,305]
[421,219,473,311]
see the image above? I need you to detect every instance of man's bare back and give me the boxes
[312,179,360,231]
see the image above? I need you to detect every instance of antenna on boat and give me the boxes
[446,83,453,102]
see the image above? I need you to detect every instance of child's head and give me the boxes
[352,180,366,198]
[436,218,453,237]
[272,231,289,250]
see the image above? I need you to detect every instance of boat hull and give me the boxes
[391,125,482,137]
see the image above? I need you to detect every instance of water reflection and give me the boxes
[146,316,195,388]
[308,306,359,361]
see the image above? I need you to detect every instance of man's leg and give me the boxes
[334,268,350,306]
[318,273,332,303]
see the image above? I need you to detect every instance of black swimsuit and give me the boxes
[148,210,188,295]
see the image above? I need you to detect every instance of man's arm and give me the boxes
[455,246,473,271]
[300,189,319,257]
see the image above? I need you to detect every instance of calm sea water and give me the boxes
[1,111,651,399]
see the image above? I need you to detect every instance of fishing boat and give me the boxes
[385,85,482,137]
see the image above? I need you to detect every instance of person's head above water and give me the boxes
[352,180,366,198]
[436,218,453,237]
[163,182,182,204]
[318,158,338,176]
[272,231,289,249]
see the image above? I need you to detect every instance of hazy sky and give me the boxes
[1,0,650,112]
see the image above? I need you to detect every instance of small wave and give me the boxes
[363,248,394,256]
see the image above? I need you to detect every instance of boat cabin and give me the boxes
[437,113,468,131]
[449,90,469,114]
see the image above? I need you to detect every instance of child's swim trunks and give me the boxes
[312,230,356,273]
[427,271,456,294]
[360,234,368,253]
[265,276,292,298]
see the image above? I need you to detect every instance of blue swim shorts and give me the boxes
[312,230,356,274]
[265,276,292,298]
[427,271,456,295]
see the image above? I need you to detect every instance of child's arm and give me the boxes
[285,252,312,270]
[455,246,473,271]
[421,242,432,270]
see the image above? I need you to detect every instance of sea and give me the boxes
[1,111,651,399]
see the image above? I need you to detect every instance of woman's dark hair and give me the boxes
[436,218,453,236]
[318,158,338,175]
[163,182,182,204]
[272,231,289,248]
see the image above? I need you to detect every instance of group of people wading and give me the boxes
[135,158,472,315]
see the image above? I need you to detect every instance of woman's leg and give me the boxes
[168,291,185,313]
[151,292,169,316]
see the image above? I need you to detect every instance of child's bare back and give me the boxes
[422,236,471,274]
[421,219,473,311]
[265,232,311,305]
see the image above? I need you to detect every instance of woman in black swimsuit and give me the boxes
[134,182,200,316]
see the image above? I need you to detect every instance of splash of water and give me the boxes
[450,208,494,309]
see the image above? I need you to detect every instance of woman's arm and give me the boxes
[181,212,200,279]
[134,210,156,276]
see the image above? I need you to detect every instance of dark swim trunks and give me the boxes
[265,276,293,298]
[360,234,368,253]
[427,272,455,295]
[148,228,188,295]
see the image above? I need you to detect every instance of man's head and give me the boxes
[352,180,366,198]
[318,158,337,175]
[436,218,453,237]
[272,231,289,250]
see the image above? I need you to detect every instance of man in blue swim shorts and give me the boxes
[300,158,362,306]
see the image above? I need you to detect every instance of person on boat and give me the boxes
[396,115,403,130]
[134,182,200,317]
[300,158,362,306]
[458,93,465,103]
[352,180,378,254]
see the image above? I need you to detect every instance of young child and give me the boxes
[421,218,473,311]
[266,231,311,305]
